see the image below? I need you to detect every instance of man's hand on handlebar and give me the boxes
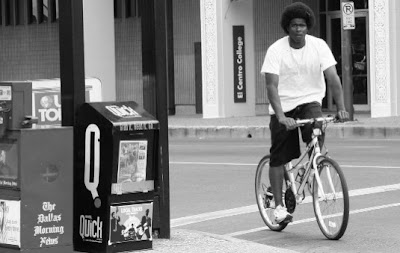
[278,116,299,131]
[336,110,350,122]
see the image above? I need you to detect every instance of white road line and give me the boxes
[225,202,400,237]
[171,184,400,228]
[340,146,385,148]
[170,161,400,169]
[342,165,400,169]
[171,161,257,166]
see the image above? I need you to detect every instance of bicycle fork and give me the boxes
[285,144,335,204]
[285,162,300,197]
[313,157,338,201]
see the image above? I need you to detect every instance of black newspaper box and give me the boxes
[74,101,158,252]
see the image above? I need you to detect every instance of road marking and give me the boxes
[171,161,257,166]
[225,202,400,237]
[340,146,385,149]
[170,161,400,169]
[342,165,400,169]
[171,184,400,228]
[340,138,400,142]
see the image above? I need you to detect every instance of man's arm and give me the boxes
[323,66,349,120]
[265,73,297,130]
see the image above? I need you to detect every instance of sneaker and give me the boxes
[274,205,293,224]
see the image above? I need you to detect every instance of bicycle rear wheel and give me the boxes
[255,155,288,231]
[312,157,349,240]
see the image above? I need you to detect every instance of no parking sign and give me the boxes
[342,1,355,30]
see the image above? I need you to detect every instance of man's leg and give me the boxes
[300,102,324,145]
[269,163,293,223]
[269,111,299,223]
[269,165,285,207]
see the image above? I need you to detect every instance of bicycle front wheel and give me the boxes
[312,157,349,240]
[255,155,288,231]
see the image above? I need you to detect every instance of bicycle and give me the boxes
[255,116,349,240]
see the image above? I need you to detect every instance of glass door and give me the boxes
[326,12,370,111]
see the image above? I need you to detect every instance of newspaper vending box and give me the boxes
[74,101,159,253]
[0,82,73,252]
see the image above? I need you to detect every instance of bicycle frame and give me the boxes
[285,118,333,204]
[255,116,349,239]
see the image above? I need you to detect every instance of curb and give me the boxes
[168,125,400,139]
[168,126,268,139]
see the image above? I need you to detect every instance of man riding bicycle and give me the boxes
[260,2,349,224]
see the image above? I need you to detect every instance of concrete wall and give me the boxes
[83,0,116,102]
[200,0,256,118]
[221,0,255,117]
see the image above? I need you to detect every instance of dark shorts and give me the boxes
[269,102,324,167]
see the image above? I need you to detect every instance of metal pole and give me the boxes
[341,0,354,120]
[154,0,171,239]
[59,0,86,126]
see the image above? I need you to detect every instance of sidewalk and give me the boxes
[168,113,400,139]
[139,229,298,253]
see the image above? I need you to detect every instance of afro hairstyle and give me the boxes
[280,2,315,34]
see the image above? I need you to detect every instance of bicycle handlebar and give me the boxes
[295,116,336,125]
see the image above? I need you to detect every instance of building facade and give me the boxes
[199,0,400,118]
[0,0,399,118]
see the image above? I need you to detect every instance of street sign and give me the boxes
[342,1,355,30]
[233,25,246,103]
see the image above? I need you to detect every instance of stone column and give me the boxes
[369,0,395,117]
[200,0,255,118]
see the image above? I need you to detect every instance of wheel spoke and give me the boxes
[255,155,288,231]
[313,157,349,240]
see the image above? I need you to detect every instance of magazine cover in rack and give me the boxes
[117,140,148,183]
[109,202,153,244]
[0,200,21,246]
[0,146,19,188]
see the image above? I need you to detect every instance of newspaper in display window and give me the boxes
[117,140,148,183]
[0,200,21,247]
[109,202,153,244]
[0,145,19,189]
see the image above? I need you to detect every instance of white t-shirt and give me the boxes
[260,35,337,114]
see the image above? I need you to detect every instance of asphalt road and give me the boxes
[168,138,400,253]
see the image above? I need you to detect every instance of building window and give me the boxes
[354,0,368,9]
[327,0,340,11]
[114,0,140,19]
[33,0,58,24]
[320,0,368,13]
[1,0,11,26]
[0,0,58,27]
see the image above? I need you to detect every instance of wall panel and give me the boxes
[0,24,59,81]
[173,0,201,105]
[114,18,143,104]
